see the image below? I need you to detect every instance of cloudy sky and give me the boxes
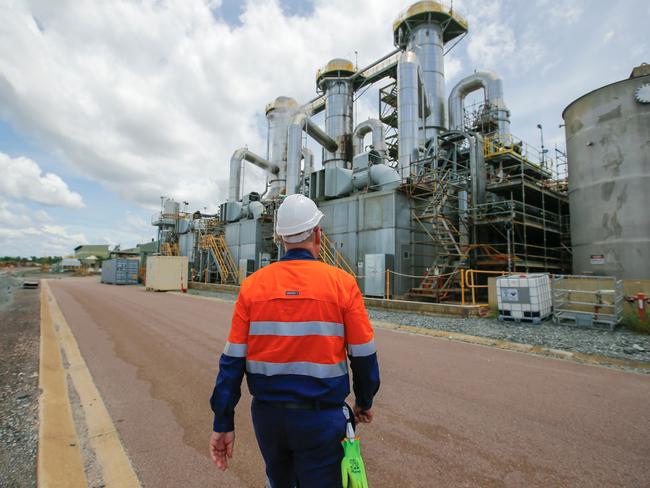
[0,0,647,256]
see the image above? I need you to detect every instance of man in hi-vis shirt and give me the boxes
[209,194,380,488]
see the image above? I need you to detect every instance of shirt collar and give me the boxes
[280,248,317,261]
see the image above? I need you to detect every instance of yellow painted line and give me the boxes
[38,282,87,488]
[41,281,141,488]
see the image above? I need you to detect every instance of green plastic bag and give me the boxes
[341,407,369,488]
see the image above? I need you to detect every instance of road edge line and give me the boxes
[38,281,88,488]
[45,280,142,488]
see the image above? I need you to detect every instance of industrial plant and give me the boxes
[150,1,650,310]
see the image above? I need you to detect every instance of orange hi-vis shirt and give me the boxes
[211,249,380,431]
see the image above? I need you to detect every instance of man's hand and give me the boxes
[209,431,235,471]
[353,404,373,424]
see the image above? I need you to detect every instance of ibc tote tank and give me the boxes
[562,64,650,279]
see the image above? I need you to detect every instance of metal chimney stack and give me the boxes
[393,1,468,172]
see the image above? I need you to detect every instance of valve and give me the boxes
[624,293,650,322]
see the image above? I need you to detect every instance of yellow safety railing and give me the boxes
[216,235,238,281]
[160,242,179,256]
[318,231,356,276]
[201,234,238,284]
[461,269,508,306]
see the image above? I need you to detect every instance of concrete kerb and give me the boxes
[373,320,650,373]
[185,282,650,372]
[189,282,239,294]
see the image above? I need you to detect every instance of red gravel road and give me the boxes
[49,277,650,487]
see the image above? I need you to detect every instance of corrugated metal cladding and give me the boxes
[101,259,139,285]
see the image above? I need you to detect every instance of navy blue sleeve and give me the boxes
[209,354,246,432]
[349,353,380,410]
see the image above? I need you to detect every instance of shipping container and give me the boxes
[101,258,139,285]
[145,256,188,291]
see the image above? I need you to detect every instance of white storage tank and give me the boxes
[145,256,188,291]
[496,273,552,324]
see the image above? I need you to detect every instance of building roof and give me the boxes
[74,244,110,258]
[137,241,159,253]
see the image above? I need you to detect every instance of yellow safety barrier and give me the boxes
[462,269,508,305]
[318,231,356,277]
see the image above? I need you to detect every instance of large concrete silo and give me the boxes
[563,64,650,279]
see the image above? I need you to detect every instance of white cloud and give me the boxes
[536,0,583,25]
[0,197,87,256]
[467,22,516,67]
[0,152,84,208]
[0,0,409,209]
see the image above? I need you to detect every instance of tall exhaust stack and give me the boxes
[393,1,468,171]
[317,59,356,169]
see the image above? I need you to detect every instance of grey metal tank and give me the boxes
[562,65,650,279]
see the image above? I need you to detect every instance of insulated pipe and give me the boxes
[228,148,278,202]
[448,71,510,135]
[397,51,422,175]
[301,148,314,177]
[300,148,314,195]
[286,112,338,196]
[407,23,446,140]
[353,119,387,157]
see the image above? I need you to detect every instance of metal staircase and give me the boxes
[160,242,179,256]
[199,234,239,284]
[379,81,399,163]
[318,230,356,277]
[410,167,468,301]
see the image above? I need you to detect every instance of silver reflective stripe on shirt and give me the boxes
[249,321,344,337]
[223,341,248,357]
[246,360,348,378]
[347,339,377,357]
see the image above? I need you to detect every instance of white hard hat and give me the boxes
[276,194,324,241]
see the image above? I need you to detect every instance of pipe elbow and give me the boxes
[353,119,386,156]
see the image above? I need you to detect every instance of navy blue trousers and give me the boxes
[251,401,347,488]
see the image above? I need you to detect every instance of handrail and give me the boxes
[462,269,507,305]
[201,234,239,284]
[318,231,356,276]
[216,235,239,281]
[160,243,179,256]
[206,236,229,284]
